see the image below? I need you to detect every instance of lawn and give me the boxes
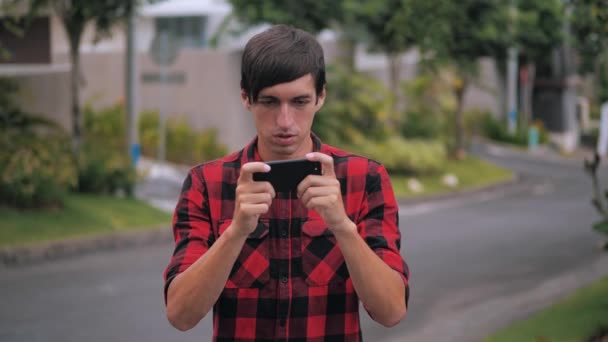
[486,276,608,342]
[0,194,172,248]
[391,156,514,199]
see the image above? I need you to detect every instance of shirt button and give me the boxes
[281,276,288,284]
[280,229,288,237]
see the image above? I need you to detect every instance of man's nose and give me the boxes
[277,103,294,128]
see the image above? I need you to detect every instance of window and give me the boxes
[155,16,208,48]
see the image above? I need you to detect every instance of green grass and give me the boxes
[0,194,172,248]
[391,156,514,199]
[486,276,608,342]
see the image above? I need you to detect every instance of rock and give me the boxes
[442,173,459,187]
[408,178,424,193]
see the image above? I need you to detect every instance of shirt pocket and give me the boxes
[218,218,270,288]
[300,217,348,286]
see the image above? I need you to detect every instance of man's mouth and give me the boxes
[273,134,296,145]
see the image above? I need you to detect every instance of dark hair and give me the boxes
[241,25,326,103]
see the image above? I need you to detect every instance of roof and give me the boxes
[140,0,231,17]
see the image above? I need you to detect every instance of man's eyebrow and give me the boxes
[292,95,312,100]
[257,95,278,100]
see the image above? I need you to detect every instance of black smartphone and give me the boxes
[253,158,322,192]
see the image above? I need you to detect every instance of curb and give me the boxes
[0,226,172,267]
[397,173,523,207]
[471,138,590,165]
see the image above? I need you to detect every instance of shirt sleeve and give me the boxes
[163,167,215,304]
[358,161,410,307]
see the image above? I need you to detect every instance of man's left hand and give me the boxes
[297,152,354,233]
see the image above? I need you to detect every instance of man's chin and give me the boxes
[268,145,302,159]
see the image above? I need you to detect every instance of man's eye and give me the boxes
[294,99,309,106]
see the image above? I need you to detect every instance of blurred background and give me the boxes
[1,0,607,341]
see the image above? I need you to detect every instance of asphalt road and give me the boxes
[1,146,607,342]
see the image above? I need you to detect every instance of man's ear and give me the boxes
[240,89,251,111]
[316,86,327,110]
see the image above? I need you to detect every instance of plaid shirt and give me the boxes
[164,134,409,341]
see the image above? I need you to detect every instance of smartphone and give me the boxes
[253,158,322,192]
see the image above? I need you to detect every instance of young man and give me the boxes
[163,24,409,341]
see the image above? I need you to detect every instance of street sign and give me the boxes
[148,30,179,66]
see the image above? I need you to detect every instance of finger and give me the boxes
[240,203,271,215]
[239,192,274,206]
[306,152,335,177]
[304,196,337,211]
[299,186,336,207]
[297,176,339,198]
[239,162,271,183]
[237,181,275,195]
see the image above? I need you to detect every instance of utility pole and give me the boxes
[126,12,140,167]
[506,0,518,135]
[561,3,579,152]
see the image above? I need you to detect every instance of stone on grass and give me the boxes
[442,173,459,188]
[408,178,424,193]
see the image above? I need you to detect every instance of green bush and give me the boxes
[192,126,228,162]
[0,78,76,209]
[348,137,446,175]
[402,110,445,140]
[76,143,136,196]
[138,109,159,158]
[83,103,126,150]
[80,103,135,195]
[468,110,549,147]
[313,65,395,146]
[138,110,228,165]
[0,132,76,208]
[400,74,454,140]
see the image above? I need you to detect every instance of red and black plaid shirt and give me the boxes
[164,134,409,341]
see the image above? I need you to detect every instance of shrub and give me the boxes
[138,109,159,158]
[313,65,395,146]
[83,103,126,150]
[348,136,446,175]
[76,143,136,196]
[0,78,76,209]
[79,103,135,195]
[469,111,549,147]
[400,74,454,140]
[192,127,228,162]
[0,132,76,208]
[139,110,228,165]
[401,110,446,140]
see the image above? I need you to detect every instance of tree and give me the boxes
[571,0,608,104]
[571,0,608,73]
[430,0,508,159]
[9,0,156,153]
[353,0,443,111]
[505,0,565,128]
[226,0,364,70]
[226,0,358,71]
[227,0,337,34]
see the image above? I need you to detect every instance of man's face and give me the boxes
[241,74,325,161]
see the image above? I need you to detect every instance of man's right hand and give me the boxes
[231,162,275,238]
